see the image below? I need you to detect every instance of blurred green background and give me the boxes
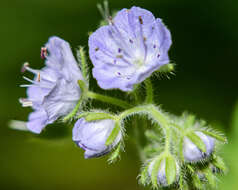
[0,0,238,189]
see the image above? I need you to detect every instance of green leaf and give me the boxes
[85,112,114,121]
[187,132,206,152]
[199,130,227,143]
[108,143,121,163]
[105,122,120,146]
[165,156,177,185]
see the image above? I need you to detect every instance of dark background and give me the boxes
[0,0,238,189]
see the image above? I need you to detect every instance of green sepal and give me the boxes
[105,121,120,146]
[184,114,196,129]
[179,171,188,190]
[165,155,177,185]
[187,132,206,152]
[187,164,195,173]
[203,168,216,188]
[158,63,175,73]
[108,143,121,163]
[179,138,184,161]
[85,112,114,122]
[212,155,227,173]
[198,130,227,143]
[145,130,161,142]
[151,156,163,188]
[192,173,202,189]
[139,164,149,185]
[231,100,238,134]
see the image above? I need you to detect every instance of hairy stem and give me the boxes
[119,104,172,153]
[145,79,153,103]
[87,91,132,109]
[79,47,88,82]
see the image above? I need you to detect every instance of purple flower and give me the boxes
[20,36,83,134]
[183,132,215,162]
[89,6,172,91]
[72,118,121,159]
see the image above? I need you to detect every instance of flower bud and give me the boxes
[148,157,179,187]
[72,118,122,159]
[183,132,215,162]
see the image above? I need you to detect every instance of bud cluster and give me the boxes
[139,113,227,189]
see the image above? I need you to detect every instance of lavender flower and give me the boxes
[183,132,215,162]
[20,36,83,134]
[89,6,172,91]
[72,118,121,159]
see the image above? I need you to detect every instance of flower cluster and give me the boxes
[14,4,227,190]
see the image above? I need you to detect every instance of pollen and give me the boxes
[41,47,48,59]
[139,16,143,24]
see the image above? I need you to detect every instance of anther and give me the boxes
[95,47,99,51]
[41,47,48,59]
[129,39,133,44]
[108,16,114,25]
[19,98,33,107]
[37,72,41,82]
[21,62,29,73]
[139,16,143,24]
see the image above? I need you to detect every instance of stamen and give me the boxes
[139,16,143,24]
[41,47,48,59]
[23,76,37,84]
[118,48,122,53]
[21,62,29,73]
[95,47,99,51]
[157,53,160,58]
[19,98,33,107]
[37,72,41,82]
[153,45,156,49]
[143,37,147,42]
[129,39,133,44]
[108,16,114,25]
